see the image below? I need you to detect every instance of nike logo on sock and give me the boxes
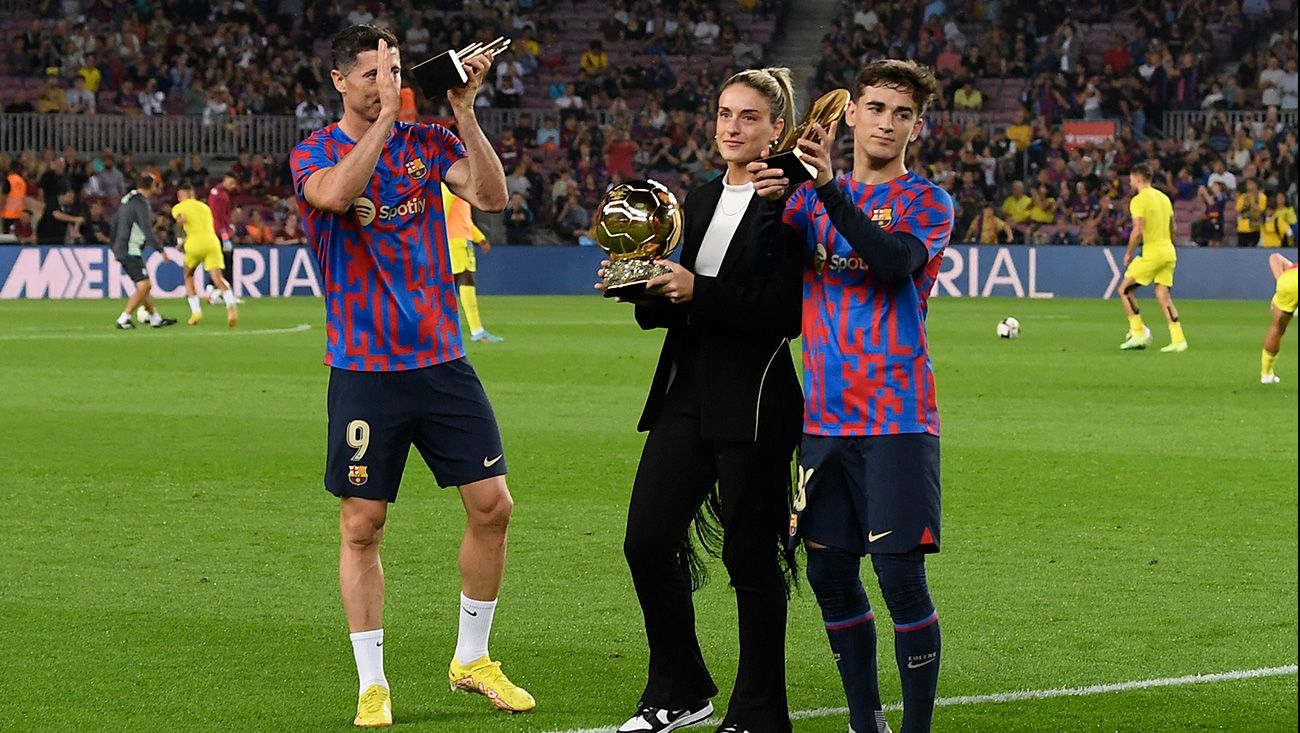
[463,607,478,617]
[375,641,383,647]
[906,654,937,669]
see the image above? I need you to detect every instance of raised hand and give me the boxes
[795,121,838,188]
[376,38,401,121]
[448,50,495,110]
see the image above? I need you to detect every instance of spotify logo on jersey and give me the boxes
[353,197,377,226]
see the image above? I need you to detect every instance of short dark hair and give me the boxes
[331,24,399,74]
[854,59,940,118]
[137,174,157,191]
[1130,163,1153,181]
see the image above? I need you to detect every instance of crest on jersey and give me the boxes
[405,158,428,179]
[814,242,828,276]
[352,197,377,226]
[348,465,368,486]
[870,207,893,226]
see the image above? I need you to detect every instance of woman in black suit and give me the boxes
[603,68,805,733]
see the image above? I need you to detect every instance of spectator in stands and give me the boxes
[554,82,584,111]
[138,78,165,116]
[274,211,304,244]
[1280,58,1299,111]
[555,194,590,244]
[66,76,96,114]
[1261,192,1297,248]
[9,210,35,243]
[1236,178,1268,246]
[6,36,36,77]
[536,116,561,152]
[183,155,210,188]
[1207,157,1238,192]
[965,203,1015,244]
[503,192,534,244]
[603,129,637,181]
[1001,180,1032,233]
[37,76,68,114]
[495,71,525,109]
[241,209,273,245]
[733,30,764,68]
[3,160,28,235]
[36,189,83,244]
[953,80,983,111]
[294,91,327,134]
[95,155,126,202]
[580,40,609,81]
[1197,181,1229,247]
[1028,182,1059,230]
[81,200,111,245]
[693,9,721,46]
[1103,34,1133,74]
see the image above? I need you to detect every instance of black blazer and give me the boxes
[634,174,804,445]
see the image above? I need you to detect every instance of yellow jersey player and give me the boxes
[172,184,238,327]
[1119,164,1187,352]
[442,183,502,342]
[1261,253,1298,384]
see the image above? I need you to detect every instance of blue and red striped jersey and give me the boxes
[291,121,466,371]
[783,172,954,437]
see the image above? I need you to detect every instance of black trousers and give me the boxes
[624,367,793,733]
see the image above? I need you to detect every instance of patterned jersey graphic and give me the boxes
[291,121,466,371]
[784,172,955,437]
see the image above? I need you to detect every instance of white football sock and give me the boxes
[187,296,201,315]
[221,289,236,308]
[454,594,497,665]
[349,628,388,695]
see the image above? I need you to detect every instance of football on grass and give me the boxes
[996,317,1020,339]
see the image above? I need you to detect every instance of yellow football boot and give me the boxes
[353,684,392,728]
[187,312,203,326]
[448,656,535,713]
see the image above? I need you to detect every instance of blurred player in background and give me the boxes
[111,174,177,329]
[172,184,238,327]
[1119,164,1187,352]
[205,171,238,304]
[290,24,530,728]
[1261,253,1297,384]
[443,183,503,342]
[753,58,953,733]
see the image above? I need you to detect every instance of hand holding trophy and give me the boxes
[594,179,683,300]
[762,88,852,187]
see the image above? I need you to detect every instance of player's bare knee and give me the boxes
[340,503,386,547]
[469,490,513,532]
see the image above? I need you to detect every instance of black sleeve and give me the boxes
[813,179,928,285]
[689,201,803,339]
[633,299,687,331]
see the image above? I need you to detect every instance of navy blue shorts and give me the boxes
[793,433,940,556]
[324,358,506,502]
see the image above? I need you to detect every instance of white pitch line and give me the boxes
[0,323,312,340]
[542,665,1298,733]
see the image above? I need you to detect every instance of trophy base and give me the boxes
[765,148,817,187]
[601,260,671,300]
[602,281,649,299]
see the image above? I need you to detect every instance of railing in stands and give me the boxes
[0,114,302,160]
[1163,109,1299,140]
[9,109,1285,160]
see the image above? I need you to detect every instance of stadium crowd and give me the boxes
[1,0,1296,247]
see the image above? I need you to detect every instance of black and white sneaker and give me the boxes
[616,701,714,733]
[115,320,136,329]
[151,317,178,328]
[715,724,752,733]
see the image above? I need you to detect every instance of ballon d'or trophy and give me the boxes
[764,88,852,186]
[595,179,683,299]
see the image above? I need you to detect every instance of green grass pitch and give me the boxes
[0,295,1295,732]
